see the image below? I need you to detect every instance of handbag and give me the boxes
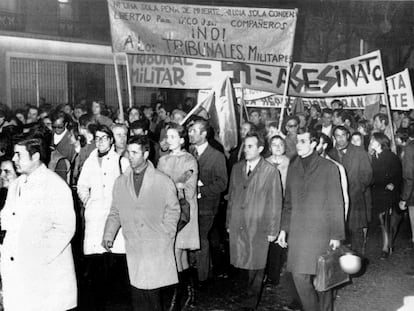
[177,190,190,232]
[313,247,350,291]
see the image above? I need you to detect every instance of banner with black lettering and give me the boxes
[108,0,297,66]
[386,68,414,111]
[239,51,384,97]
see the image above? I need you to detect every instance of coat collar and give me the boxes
[125,161,156,201]
[243,157,264,179]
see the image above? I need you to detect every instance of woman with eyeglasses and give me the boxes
[77,124,129,310]
[157,123,199,311]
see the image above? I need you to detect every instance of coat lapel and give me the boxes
[126,162,156,206]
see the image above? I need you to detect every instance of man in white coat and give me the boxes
[1,138,77,311]
[103,135,181,311]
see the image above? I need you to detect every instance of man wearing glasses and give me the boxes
[51,111,77,163]
[77,124,129,310]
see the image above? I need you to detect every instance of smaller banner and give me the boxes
[200,89,385,110]
[386,68,414,111]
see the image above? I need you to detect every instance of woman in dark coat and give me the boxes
[369,132,402,258]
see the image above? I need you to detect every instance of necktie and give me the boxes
[247,164,252,177]
[192,147,199,160]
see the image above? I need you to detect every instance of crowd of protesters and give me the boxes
[0,96,413,311]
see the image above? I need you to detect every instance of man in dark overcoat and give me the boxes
[188,118,228,283]
[278,131,345,311]
[400,128,414,257]
[328,125,372,254]
[227,132,283,310]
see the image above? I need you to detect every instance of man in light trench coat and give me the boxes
[102,135,181,311]
[1,138,77,311]
[227,132,283,311]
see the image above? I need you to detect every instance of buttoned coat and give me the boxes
[329,144,373,230]
[158,151,200,250]
[77,147,129,254]
[0,165,77,311]
[198,144,228,216]
[281,153,345,275]
[103,162,180,290]
[227,158,283,270]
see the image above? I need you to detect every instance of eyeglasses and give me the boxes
[95,135,110,143]
[52,125,65,129]
[286,123,298,128]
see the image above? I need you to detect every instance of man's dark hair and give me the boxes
[267,121,278,129]
[16,138,48,164]
[373,113,389,126]
[317,132,333,151]
[51,111,70,125]
[78,114,94,128]
[130,119,150,132]
[187,117,210,135]
[338,110,354,126]
[94,124,114,141]
[249,109,261,116]
[157,103,170,114]
[284,115,300,126]
[127,134,150,153]
[244,132,265,148]
[311,104,322,114]
[26,105,39,116]
[371,132,391,150]
[307,130,320,144]
[74,103,87,111]
[0,134,12,157]
[408,125,414,139]
[322,108,333,116]
[333,125,351,137]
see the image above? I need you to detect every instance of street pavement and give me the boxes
[78,215,414,311]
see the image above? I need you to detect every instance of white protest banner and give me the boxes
[386,68,414,111]
[127,54,237,88]
[244,94,384,109]
[235,51,384,97]
[229,87,385,109]
[107,0,297,66]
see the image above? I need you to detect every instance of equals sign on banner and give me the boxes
[195,63,212,77]
[255,68,273,85]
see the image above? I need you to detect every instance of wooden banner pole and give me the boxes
[125,53,133,108]
[113,54,125,123]
[278,64,292,132]
[378,50,396,153]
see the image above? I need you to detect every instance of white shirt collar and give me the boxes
[53,129,67,145]
[196,141,209,157]
[246,157,261,173]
